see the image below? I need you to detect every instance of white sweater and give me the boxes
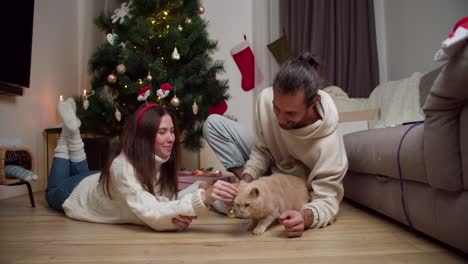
[243,88,348,228]
[62,153,209,231]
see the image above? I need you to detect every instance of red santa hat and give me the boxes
[137,85,152,101]
[434,16,468,61]
[160,82,173,91]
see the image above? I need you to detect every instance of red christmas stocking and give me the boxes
[230,37,255,91]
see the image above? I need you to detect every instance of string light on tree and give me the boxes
[185,17,192,24]
[177,25,183,31]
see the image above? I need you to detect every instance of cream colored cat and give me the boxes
[234,173,310,235]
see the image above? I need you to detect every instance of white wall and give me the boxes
[198,0,281,172]
[202,0,255,128]
[376,0,468,81]
[199,0,255,172]
[0,0,109,199]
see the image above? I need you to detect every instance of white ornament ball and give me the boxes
[107,74,117,84]
[192,101,198,115]
[116,64,126,75]
[170,96,180,107]
[83,99,89,110]
[146,73,153,82]
[171,47,180,60]
[196,6,205,15]
[115,109,121,122]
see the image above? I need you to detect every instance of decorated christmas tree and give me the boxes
[77,0,230,150]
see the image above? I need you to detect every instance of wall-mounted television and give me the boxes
[0,1,35,96]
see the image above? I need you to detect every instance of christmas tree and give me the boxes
[77,0,230,150]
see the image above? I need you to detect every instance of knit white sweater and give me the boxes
[243,88,348,228]
[62,153,209,231]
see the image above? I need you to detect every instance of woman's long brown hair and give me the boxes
[100,104,179,199]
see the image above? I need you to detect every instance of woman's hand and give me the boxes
[201,180,238,206]
[172,215,197,231]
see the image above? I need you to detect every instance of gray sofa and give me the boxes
[343,42,468,253]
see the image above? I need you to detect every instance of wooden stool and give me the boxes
[0,147,36,207]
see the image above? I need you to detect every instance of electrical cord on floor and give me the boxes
[397,121,424,229]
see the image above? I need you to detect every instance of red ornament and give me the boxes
[208,100,228,115]
[160,83,173,91]
[137,85,152,101]
[138,85,152,95]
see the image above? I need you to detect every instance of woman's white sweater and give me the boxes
[62,153,208,231]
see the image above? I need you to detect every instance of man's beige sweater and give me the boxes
[243,88,348,228]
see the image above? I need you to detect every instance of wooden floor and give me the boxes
[0,193,466,264]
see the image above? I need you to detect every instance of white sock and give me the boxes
[54,129,69,160]
[65,97,77,113]
[67,133,86,163]
[57,98,80,132]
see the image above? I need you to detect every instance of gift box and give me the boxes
[177,170,237,191]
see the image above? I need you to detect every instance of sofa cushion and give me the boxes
[344,124,427,184]
[419,66,442,108]
[423,43,468,192]
[343,171,468,253]
[461,106,468,190]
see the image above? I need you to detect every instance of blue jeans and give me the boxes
[45,157,98,213]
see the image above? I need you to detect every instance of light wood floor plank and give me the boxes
[0,193,466,264]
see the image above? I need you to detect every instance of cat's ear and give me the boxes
[249,187,259,199]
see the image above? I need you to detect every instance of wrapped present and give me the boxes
[177,171,237,191]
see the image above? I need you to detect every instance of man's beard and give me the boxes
[279,121,298,130]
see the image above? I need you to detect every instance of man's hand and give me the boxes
[172,215,197,231]
[240,173,253,183]
[279,209,313,238]
[201,180,238,206]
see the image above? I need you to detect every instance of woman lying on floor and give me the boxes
[45,99,238,231]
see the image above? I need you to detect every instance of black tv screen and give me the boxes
[0,1,35,95]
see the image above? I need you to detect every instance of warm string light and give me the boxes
[83,89,87,97]
[59,95,64,101]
